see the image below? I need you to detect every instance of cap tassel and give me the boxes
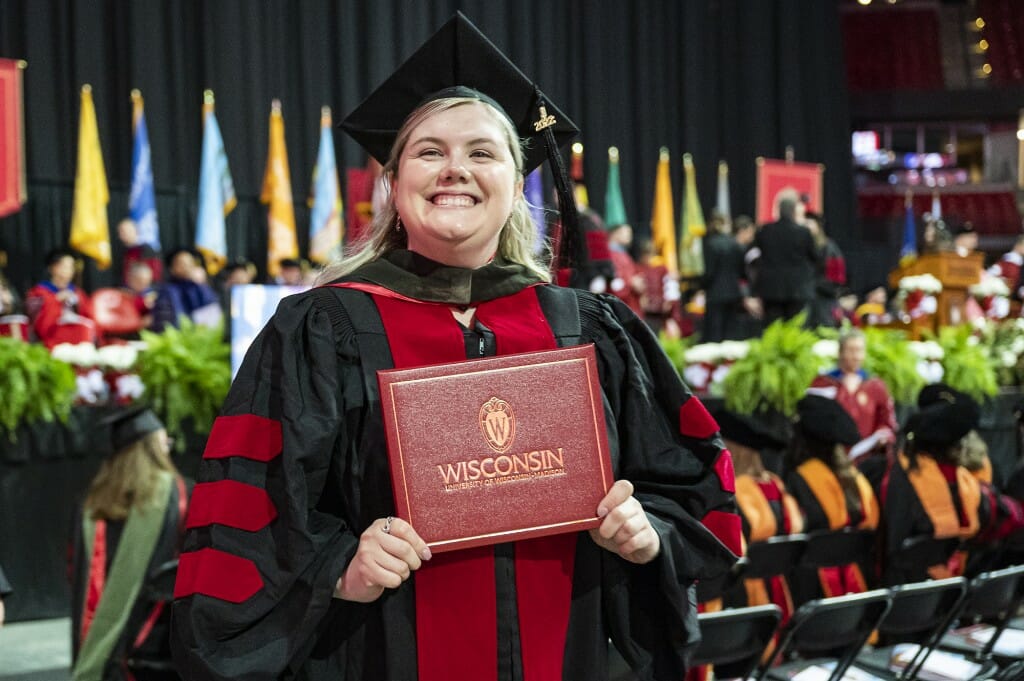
[536,89,586,275]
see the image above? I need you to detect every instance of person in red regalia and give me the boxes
[25,248,98,348]
[170,13,739,681]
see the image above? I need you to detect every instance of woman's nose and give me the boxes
[441,159,469,182]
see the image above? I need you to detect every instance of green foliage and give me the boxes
[929,325,998,402]
[977,319,1024,388]
[658,332,695,376]
[138,319,231,450]
[722,314,826,416]
[862,327,925,405]
[0,337,76,441]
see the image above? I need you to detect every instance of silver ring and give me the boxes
[382,516,394,534]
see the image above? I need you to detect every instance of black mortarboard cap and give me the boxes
[795,395,861,447]
[712,408,788,451]
[341,12,586,270]
[101,405,164,452]
[908,383,979,448]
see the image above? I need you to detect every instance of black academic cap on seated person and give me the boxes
[907,383,979,448]
[341,12,585,269]
[712,408,788,451]
[100,405,165,452]
[795,395,861,447]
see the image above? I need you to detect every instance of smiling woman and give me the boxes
[170,12,740,681]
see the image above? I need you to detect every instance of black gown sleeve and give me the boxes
[582,293,740,678]
[170,292,358,681]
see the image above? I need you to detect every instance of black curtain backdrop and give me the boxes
[0,0,854,294]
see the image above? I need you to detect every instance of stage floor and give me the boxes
[0,617,70,680]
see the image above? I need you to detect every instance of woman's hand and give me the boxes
[588,480,661,564]
[335,517,432,603]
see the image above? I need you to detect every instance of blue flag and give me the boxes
[195,100,236,274]
[309,108,343,263]
[129,94,160,250]
[900,201,917,266]
[524,168,545,254]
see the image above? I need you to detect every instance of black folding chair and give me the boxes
[696,555,748,604]
[885,534,961,585]
[800,528,875,571]
[754,588,892,681]
[745,534,808,580]
[854,577,976,680]
[940,564,1024,668]
[690,604,782,681]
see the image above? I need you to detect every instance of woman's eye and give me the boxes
[470,150,494,159]
[418,148,442,157]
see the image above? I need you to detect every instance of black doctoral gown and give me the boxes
[170,251,739,681]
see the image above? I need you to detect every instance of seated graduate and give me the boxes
[169,13,739,681]
[70,407,189,681]
[880,384,1024,585]
[714,409,802,621]
[785,395,879,601]
[25,248,98,348]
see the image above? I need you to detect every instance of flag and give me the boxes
[69,85,111,269]
[0,58,27,218]
[129,89,160,251]
[716,160,731,222]
[345,165,375,246]
[900,191,917,267]
[195,90,236,275]
[650,147,678,274]
[931,191,942,220]
[262,99,298,277]
[604,147,627,226]
[524,167,546,255]
[678,153,706,278]
[308,106,343,264]
[571,142,589,208]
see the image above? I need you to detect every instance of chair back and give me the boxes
[886,534,960,582]
[691,604,782,680]
[745,534,808,580]
[755,588,892,681]
[92,287,143,335]
[800,528,874,569]
[959,564,1024,659]
[877,577,968,680]
[696,555,747,604]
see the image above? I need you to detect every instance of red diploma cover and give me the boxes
[378,344,614,553]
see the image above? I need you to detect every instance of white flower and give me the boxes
[898,273,943,294]
[916,360,944,384]
[52,342,99,367]
[114,374,145,400]
[711,363,732,386]
[683,363,711,389]
[909,340,944,360]
[1001,350,1018,368]
[969,276,1010,298]
[718,340,750,361]
[684,343,721,365]
[97,344,138,371]
[812,339,839,359]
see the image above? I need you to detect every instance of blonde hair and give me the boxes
[84,429,178,521]
[318,97,551,284]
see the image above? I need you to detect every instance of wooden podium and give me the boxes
[888,251,983,332]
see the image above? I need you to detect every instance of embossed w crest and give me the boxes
[479,396,515,454]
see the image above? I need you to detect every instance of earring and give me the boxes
[395,216,403,233]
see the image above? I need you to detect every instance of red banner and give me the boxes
[0,58,26,218]
[345,166,375,246]
[755,157,823,225]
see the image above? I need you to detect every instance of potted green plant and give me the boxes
[928,324,998,402]
[0,337,77,441]
[722,314,826,416]
[862,327,926,406]
[137,318,231,451]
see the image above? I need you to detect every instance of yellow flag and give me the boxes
[650,147,678,275]
[678,153,706,278]
[261,99,298,277]
[69,85,111,269]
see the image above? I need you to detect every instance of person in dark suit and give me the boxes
[700,212,747,342]
[751,197,819,326]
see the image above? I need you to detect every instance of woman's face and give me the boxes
[392,102,522,268]
[49,256,75,286]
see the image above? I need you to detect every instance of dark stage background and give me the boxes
[0,0,855,293]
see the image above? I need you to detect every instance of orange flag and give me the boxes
[261,99,298,277]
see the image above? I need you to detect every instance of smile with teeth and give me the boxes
[431,194,477,207]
